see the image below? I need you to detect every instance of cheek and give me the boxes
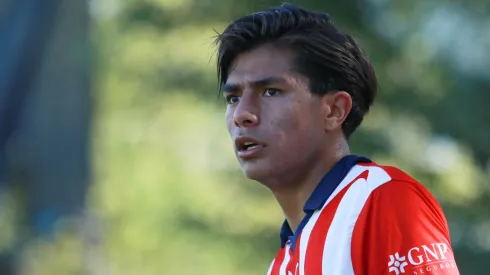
[225,108,235,134]
[268,104,304,144]
[273,101,321,144]
[277,99,311,128]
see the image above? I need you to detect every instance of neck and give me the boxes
[272,139,350,232]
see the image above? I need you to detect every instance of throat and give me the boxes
[273,185,311,233]
[284,208,306,233]
[271,144,350,234]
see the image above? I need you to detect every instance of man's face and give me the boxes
[223,45,328,185]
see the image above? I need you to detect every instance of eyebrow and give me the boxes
[221,76,287,93]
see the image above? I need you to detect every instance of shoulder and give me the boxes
[362,163,445,218]
[348,162,452,245]
[357,162,441,204]
[330,162,446,226]
[349,164,459,274]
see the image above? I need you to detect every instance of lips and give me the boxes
[234,136,266,159]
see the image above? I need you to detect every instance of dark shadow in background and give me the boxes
[0,1,91,274]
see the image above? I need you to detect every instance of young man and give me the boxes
[215,3,460,275]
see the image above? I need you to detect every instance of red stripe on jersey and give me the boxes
[286,233,302,275]
[378,165,418,183]
[270,247,286,275]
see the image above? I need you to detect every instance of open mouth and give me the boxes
[234,136,266,157]
[239,142,262,152]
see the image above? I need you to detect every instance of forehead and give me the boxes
[226,45,296,84]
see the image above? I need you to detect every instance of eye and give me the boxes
[264,88,281,97]
[225,94,240,104]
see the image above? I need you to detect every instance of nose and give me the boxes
[233,95,259,128]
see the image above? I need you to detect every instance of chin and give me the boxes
[240,161,275,183]
[242,162,278,186]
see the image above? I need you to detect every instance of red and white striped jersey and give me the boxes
[267,156,460,275]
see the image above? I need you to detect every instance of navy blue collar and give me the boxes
[279,155,371,248]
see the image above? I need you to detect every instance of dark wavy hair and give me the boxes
[214,3,378,139]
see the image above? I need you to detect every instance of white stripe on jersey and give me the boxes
[267,259,275,275]
[298,205,321,275]
[279,245,291,275]
[321,166,391,275]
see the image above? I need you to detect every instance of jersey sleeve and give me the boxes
[351,180,460,275]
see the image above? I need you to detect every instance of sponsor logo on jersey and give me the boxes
[388,243,457,274]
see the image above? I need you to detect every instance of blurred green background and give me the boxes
[0,0,489,274]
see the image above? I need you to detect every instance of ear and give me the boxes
[322,91,352,131]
